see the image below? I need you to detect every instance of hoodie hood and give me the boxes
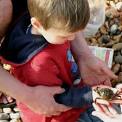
[0,13,48,64]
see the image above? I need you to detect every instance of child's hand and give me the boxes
[79,55,117,86]
[92,85,119,117]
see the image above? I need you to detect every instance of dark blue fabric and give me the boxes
[0,13,48,64]
[0,12,93,108]
[55,85,93,108]
[11,0,28,20]
[77,106,103,122]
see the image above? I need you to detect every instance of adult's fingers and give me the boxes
[93,103,107,115]
[54,103,71,112]
[40,104,71,117]
[110,100,122,104]
[93,103,115,117]
[103,78,112,86]
[101,66,118,80]
[95,98,109,105]
[51,87,65,95]
[107,103,118,115]
[92,111,115,122]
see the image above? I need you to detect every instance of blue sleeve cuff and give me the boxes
[54,85,93,108]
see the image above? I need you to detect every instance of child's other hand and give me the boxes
[80,55,117,86]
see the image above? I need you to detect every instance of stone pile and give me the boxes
[0,105,21,122]
[86,0,122,86]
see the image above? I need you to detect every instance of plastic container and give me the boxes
[84,0,106,37]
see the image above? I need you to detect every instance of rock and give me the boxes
[100,35,110,44]
[120,65,122,71]
[105,40,119,47]
[110,24,118,35]
[112,43,122,50]
[112,63,120,73]
[100,26,107,34]
[0,113,9,120]
[13,108,20,113]
[113,35,121,42]
[3,64,11,71]
[91,38,98,45]
[116,2,122,11]
[114,55,122,64]
[0,109,2,113]
[10,113,20,119]
[0,120,9,122]
[105,21,109,29]
[110,1,116,8]
[10,119,21,122]
[105,7,119,19]
[118,72,122,82]
[118,25,122,31]
[3,108,12,114]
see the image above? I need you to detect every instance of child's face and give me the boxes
[31,18,81,44]
[39,27,78,44]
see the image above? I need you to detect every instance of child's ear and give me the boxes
[31,17,42,31]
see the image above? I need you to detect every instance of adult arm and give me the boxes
[0,0,12,40]
[0,66,69,116]
[71,31,117,86]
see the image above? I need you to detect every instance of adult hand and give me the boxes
[23,85,71,117]
[92,111,122,122]
[79,55,117,86]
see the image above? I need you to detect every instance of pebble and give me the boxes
[115,55,122,64]
[3,64,11,71]
[0,120,9,122]
[100,35,110,44]
[0,113,9,120]
[100,26,107,34]
[112,63,120,73]
[3,108,12,114]
[110,24,118,35]
[10,113,20,120]
[116,2,122,11]
[10,119,21,122]
[113,35,121,42]
[120,65,122,71]
[13,108,20,113]
[112,43,122,51]
[118,72,122,82]
[0,109,2,113]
